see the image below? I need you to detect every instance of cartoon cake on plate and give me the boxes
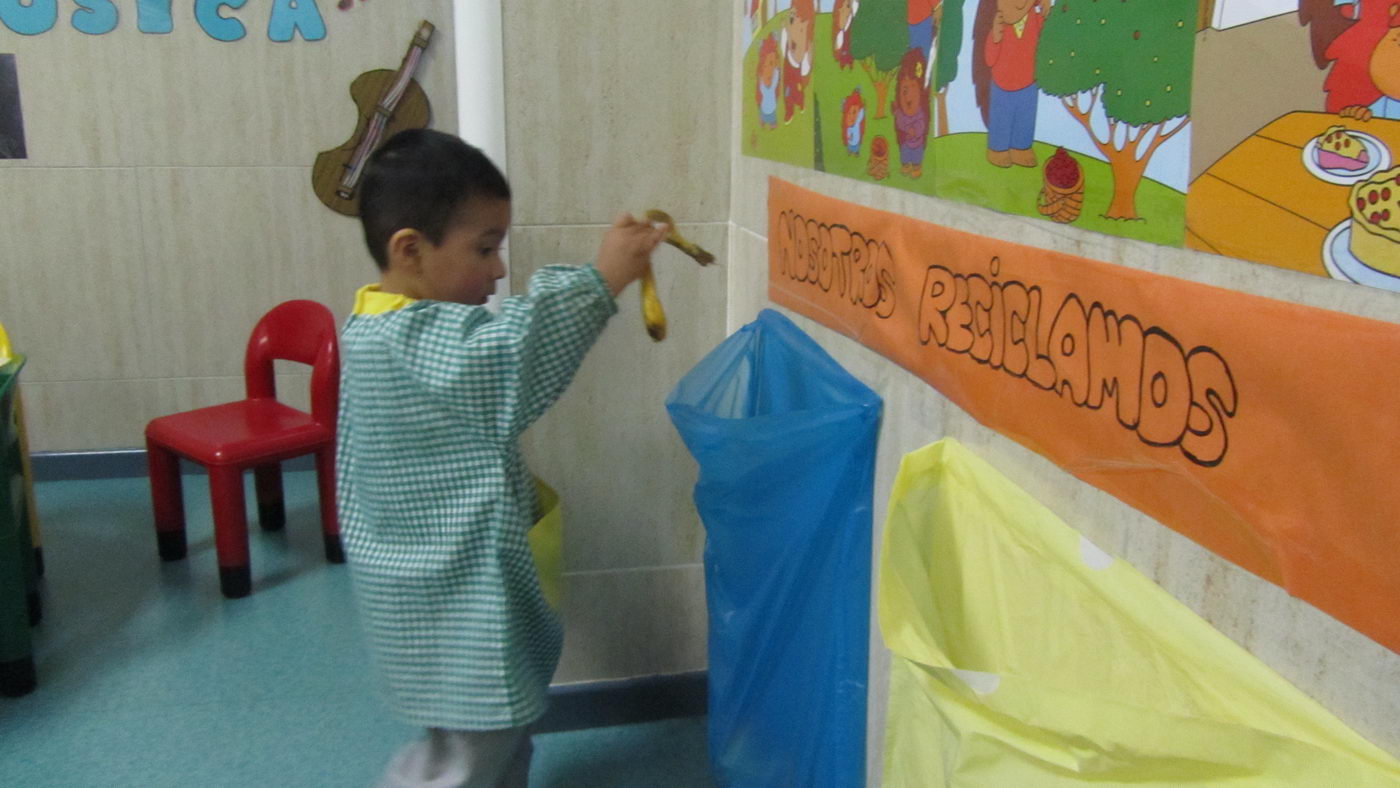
[1317,125,1371,171]
[1348,166,1400,275]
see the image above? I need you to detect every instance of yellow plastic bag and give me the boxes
[879,439,1400,787]
[529,479,564,611]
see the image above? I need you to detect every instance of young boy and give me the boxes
[337,129,667,787]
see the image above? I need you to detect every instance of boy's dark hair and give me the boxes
[358,129,511,270]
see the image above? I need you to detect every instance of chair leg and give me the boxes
[208,466,251,599]
[0,520,36,697]
[0,456,35,697]
[253,464,286,532]
[314,448,343,564]
[15,390,42,578]
[146,439,187,561]
[18,519,38,627]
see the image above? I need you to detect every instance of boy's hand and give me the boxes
[595,213,669,296]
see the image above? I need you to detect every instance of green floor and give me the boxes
[0,472,712,787]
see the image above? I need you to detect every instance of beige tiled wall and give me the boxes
[503,2,732,684]
[501,2,731,227]
[728,14,1400,788]
[554,564,709,683]
[2,1,455,450]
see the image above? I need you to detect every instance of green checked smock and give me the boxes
[336,264,616,731]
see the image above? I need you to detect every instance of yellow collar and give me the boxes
[353,283,418,315]
[1013,15,1027,38]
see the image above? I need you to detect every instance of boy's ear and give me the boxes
[386,228,424,274]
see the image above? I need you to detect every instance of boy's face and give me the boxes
[414,197,511,305]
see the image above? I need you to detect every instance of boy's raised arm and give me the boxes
[593,213,669,296]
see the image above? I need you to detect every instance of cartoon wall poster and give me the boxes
[0,54,26,160]
[740,0,1198,248]
[934,0,1197,247]
[742,1,980,195]
[744,0,852,173]
[1187,1,1400,292]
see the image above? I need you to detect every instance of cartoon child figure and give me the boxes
[756,35,781,129]
[781,0,816,123]
[843,88,867,155]
[893,48,931,177]
[979,0,1048,168]
[1304,0,1400,120]
[833,0,860,70]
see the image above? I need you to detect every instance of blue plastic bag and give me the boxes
[667,309,882,788]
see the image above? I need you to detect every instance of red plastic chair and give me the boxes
[145,300,342,599]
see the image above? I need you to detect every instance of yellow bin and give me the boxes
[529,479,564,611]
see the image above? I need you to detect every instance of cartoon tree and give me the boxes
[931,1,965,137]
[1035,0,1195,220]
[849,0,906,118]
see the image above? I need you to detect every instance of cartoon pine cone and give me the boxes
[868,136,890,181]
[1037,147,1085,224]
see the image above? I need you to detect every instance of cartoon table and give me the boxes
[1186,111,1400,285]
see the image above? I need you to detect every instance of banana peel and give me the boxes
[640,267,666,341]
[646,209,717,266]
[639,210,716,342]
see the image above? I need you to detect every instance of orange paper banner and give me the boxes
[767,176,1400,654]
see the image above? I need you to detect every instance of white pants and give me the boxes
[377,727,531,788]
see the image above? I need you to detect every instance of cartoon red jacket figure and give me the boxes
[908,0,943,59]
[782,0,816,122]
[975,0,1048,168]
[833,0,860,70]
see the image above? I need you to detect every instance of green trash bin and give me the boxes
[0,353,38,697]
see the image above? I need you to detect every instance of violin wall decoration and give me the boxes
[312,20,435,216]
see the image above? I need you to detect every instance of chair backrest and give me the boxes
[243,300,340,428]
